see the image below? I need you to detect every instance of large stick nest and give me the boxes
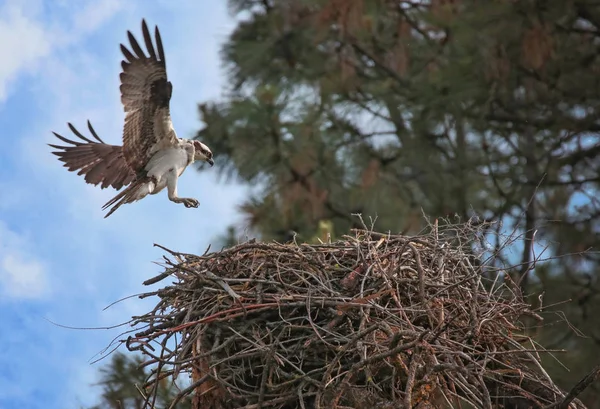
[124,221,588,409]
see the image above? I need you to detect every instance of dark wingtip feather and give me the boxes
[48,143,67,150]
[48,146,68,157]
[141,19,157,61]
[127,31,146,59]
[52,131,83,146]
[154,25,166,68]
[67,123,94,144]
[87,121,105,143]
[120,43,135,63]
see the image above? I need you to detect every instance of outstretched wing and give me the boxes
[49,121,135,190]
[119,19,177,172]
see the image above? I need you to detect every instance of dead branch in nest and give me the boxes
[119,219,595,409]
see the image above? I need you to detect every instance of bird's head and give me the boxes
[193,140,214,166]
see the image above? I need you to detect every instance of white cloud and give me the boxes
[71,0,124,35]
[0,1,51,102]
[0,221,49,299]
[0,0,127,105]
[1,254,47,298]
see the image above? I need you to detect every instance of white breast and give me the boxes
[144,145,191,182]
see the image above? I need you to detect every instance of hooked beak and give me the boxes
[207,158,214,167]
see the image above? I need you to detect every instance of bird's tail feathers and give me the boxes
[102,177,153,218]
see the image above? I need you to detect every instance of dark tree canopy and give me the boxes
[196,0,600,404]
[87,352,191,409]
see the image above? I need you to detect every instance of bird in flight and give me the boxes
[49,19,214,218]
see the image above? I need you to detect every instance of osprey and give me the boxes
[49,19,214,218]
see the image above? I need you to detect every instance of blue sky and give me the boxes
[0,1,248,408]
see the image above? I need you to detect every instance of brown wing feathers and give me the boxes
[49,121,134,190]
[119,19,174,172]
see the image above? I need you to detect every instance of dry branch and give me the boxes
[122,220,593,409]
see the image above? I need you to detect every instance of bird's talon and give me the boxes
[182,198,199,208]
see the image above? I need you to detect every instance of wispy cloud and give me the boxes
[0,0,51,102]
[0,2,248,408]
[0,221,49,299]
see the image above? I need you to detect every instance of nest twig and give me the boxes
[122,220,592,409]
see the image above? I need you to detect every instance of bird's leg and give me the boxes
[166,169,199,208]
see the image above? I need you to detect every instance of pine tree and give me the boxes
[196,0,600,403]
[88,352,191,409]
